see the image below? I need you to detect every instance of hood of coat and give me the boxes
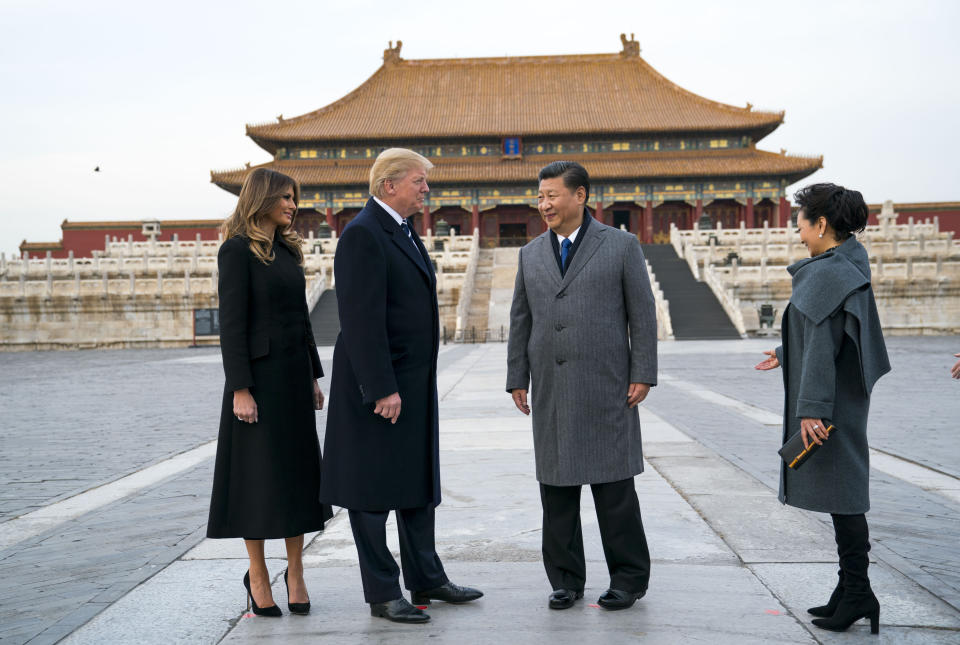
[787,236,871,325]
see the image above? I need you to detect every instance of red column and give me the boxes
[745,198,755,229]
[779,197,789,228]
[423,204,432,235]
[644,201,654,242]
[325,206,334,229]
[471,203,480,234]
[594,201,604,224]
[695,199,703,224]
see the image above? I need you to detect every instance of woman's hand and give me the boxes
[800,417,830,450]
[755,349,780,371]
[313,381,325,410]
[233,388,258,423]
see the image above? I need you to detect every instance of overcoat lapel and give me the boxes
[559,225,606,289]
[535,235,563,288]
[408,225,436,285]
[368,198,432,283]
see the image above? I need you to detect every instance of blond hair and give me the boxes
[369,148,434,198]
[220,168,304,265]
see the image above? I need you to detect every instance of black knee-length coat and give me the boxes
[206,233,333,538]
[320,198,441,512]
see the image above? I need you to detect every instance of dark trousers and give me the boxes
[831,513,871,595]
[348,505,449,604]
[539,477,650,594]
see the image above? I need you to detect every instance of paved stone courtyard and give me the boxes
[0,337,958,644]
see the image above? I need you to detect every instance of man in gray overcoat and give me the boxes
[506,161,658,611]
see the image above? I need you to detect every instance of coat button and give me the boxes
[555,323,564,331]
[556,358,566,365]
[556,292,565,299]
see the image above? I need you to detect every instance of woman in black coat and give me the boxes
[207,168,333,616]
[757,183,890,634]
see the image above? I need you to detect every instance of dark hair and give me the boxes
[538,161,590,201]
[794,182,868,241]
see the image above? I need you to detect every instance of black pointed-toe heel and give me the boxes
[284,568,311,615]
[811,592,879,634]
[243,570,282,617]
[808,573,844,617]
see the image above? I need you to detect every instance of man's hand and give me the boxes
[755,349,780,371]
[313,381,324,410]
[627,383,650,408]
[233,388,258,423]
[511,388,530,415]
[951,353,960,379]
[374,392,402,424]
[800,417,830,450]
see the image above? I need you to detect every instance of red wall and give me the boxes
[22,221,222,258]
[867,204,960,237]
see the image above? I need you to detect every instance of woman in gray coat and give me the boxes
[756,183,890,634]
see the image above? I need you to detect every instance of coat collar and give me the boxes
[365,197,434,283]
[534,210,607,291]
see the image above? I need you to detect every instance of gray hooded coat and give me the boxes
[774,236,890,514]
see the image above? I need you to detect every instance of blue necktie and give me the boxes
[560,238,573,273]
[400,221,428,272]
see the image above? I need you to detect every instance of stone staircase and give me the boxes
[641,244,741,340]
[308,289,341,346]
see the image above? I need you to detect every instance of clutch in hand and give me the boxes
[778,423,836,470]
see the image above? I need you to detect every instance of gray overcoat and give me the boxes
[775,236,890,515]
[506,215,658,486]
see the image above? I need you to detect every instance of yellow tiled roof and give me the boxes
[246,45,784,148]
[211,148,822,193]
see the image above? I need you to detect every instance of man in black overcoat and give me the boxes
[321,148,482,623]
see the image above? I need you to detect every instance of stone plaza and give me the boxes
[1,336,958,644]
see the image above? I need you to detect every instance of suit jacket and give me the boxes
[506,217,658,486]
[320,197,442,511]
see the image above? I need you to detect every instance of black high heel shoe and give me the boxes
[243,570,282,617]
[284,569,311,615]
[808,572,843,617]
[811,591,879,634]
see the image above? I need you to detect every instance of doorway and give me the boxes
[612,210,631,232]
[498,223,527,247]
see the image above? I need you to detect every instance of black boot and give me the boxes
[807,569,843,617]
[812,514,879,634]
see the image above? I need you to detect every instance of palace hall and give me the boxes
[210,35,822,246]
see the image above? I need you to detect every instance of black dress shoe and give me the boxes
[411,581,483,605]
[548,589,583,610]
[597,588,645,610]
[370,598,430,623]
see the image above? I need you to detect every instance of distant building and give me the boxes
[20,219,221,259]
[211,36,823,245]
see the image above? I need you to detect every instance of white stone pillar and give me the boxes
[906,256,913,279]
[156,270,164,298]
[760,256,768,283]
[184,268,192,297]
[68,250,74,272]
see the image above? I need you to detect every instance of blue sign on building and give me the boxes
[502,137,521,156]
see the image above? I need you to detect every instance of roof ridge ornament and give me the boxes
[384,40,403,65]
[620,33,640,58]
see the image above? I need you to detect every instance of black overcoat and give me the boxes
[207,233,333,538]
[320,198,441,511]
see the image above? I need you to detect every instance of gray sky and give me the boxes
[1,0,957,255]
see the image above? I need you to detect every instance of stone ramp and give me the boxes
[486,247,520,336]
